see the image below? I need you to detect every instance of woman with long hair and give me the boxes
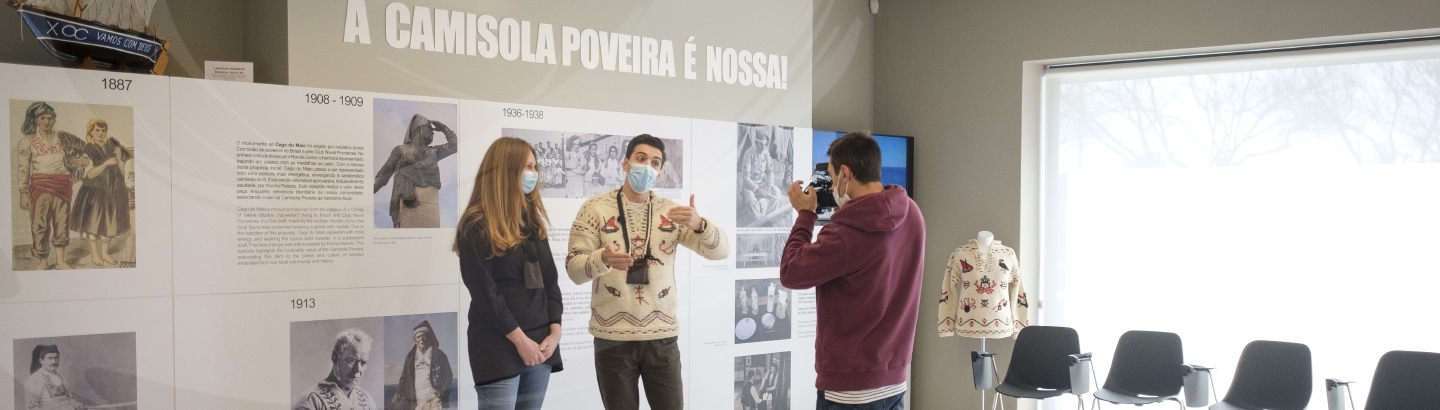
[456,137,562,410]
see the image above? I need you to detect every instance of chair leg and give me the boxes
[1168,397,1183,410]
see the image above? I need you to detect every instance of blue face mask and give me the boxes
[627,162,659,193]
[522,170,539,194]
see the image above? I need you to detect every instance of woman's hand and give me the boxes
[538,323,562,360]
[507,328,544,366]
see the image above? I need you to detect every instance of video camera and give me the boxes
[807,162,838,211]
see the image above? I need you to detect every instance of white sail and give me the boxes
[20,0,158,31]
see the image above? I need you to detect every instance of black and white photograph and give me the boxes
[11,100,138,271]
[507,128,684,199]
[734,278,792,344]
[736,123,794,228]
[290,317,386,410]
[735,233,786,269]
[13,332,137,410]
[372,99,459,229]
[382,313,458,410]
[733,352,791,410]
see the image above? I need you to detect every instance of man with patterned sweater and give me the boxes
[566,134,729,410]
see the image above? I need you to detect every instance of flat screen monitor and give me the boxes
[811,130,914,219]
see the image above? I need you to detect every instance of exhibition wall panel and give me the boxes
[173,285,459,409]
[170,78,461,296]
[0,64,172,304]
[0,297,175,410]
[2,62,819,409]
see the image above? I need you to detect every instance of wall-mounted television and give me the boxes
[812,130,915,219]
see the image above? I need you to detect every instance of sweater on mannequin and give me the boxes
[938,239,1029,338]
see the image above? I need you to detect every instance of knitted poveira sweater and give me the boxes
[938,239,1029,338]
[566,190,729,341]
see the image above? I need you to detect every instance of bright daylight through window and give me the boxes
[1040,42,1440,408]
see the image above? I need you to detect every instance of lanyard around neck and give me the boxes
[616,190,653,257]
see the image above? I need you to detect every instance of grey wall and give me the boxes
[244,0,288,85]
[873,1,1440,409]
[287,0,814,128]
[812,0,873,132]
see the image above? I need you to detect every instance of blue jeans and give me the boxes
[475,364,552,410]
[817,390,905,410]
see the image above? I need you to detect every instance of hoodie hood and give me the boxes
[830,185,913,233]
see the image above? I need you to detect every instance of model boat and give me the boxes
[9,0,169,74]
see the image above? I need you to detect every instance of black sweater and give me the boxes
[457,221,563,385]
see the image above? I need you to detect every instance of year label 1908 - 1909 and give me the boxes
[304,93,365,107]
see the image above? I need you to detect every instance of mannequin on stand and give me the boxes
[939,231,1031,410]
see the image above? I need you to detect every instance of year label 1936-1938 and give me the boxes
[503,108,544,119]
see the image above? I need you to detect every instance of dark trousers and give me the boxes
[593,336,683,410]
[817,391,905,410]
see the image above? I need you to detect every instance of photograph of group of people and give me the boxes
[733,352,791,410]
[10,100,137,271]
[12,332,138,410]
[290,313,458,410]
[736,123,794,228]
[505,128,683,199]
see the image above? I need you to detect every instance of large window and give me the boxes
[1040,42,1440,407]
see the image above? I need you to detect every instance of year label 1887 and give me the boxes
[101,78,132,91]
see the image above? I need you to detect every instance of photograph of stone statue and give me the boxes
[733,352,791,410]
[507,128,684,199]
[290,318,386,410]
[734,278,792,344]
[372,99,458,229]
[735,232,785,269]
[12,332,138,410]
[10,100,137,271]
[382,313,458,410]
[736,123,794,228]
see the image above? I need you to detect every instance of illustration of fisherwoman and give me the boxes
[68,118,132,266]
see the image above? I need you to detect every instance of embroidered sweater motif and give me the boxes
[938,239,1030,338]
[566,190,729,341]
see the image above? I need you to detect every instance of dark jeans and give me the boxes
[593,336,683,410]
[817,391,905,410]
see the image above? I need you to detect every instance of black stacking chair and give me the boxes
[1362,350,1440,409]
[1093,330,1185,409]
[1210,340,1311,410]
[996,326,1082,407]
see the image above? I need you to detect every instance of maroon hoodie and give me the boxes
[780,185,926,391]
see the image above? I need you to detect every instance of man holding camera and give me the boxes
[566,134,730,410]
[780,132,926,409]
